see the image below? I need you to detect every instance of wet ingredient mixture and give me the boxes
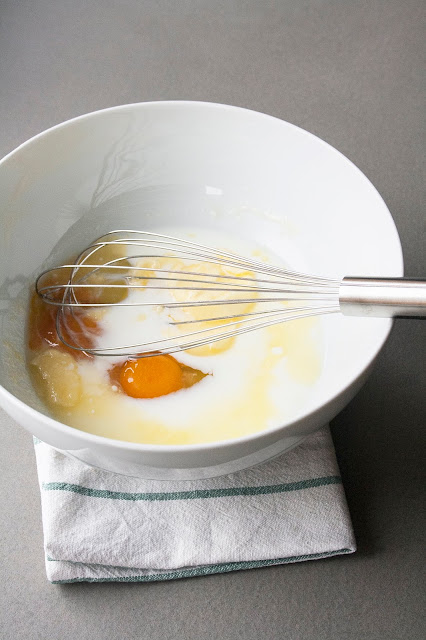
[27,229,322,445]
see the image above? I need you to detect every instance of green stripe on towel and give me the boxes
[42,475,341,501]
[50,548,353,583]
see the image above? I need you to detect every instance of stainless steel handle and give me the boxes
[339,277,426,318]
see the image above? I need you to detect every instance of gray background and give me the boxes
[0,1,425,638]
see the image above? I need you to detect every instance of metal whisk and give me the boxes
[36,230,426,357]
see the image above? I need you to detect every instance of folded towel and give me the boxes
[34,426,355,583]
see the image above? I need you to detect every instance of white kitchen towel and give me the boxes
[34,427,356,583]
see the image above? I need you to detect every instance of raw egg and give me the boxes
[28,291,99,358]
[119,355,184,399]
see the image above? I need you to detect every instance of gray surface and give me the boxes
[0,0,425,638]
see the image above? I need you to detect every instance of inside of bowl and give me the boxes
[0,102,403,424]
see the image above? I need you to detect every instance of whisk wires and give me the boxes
[35,230,341,356]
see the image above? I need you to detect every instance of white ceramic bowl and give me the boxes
[0,101,403,479]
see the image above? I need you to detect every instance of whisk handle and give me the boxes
[339,277,426,318]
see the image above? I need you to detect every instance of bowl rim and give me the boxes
[0,100,404,453]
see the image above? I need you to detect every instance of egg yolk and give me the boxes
[28,291,99,359]
[74,245,131,306]
[29,243,130,357]
[119,355,184,399]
